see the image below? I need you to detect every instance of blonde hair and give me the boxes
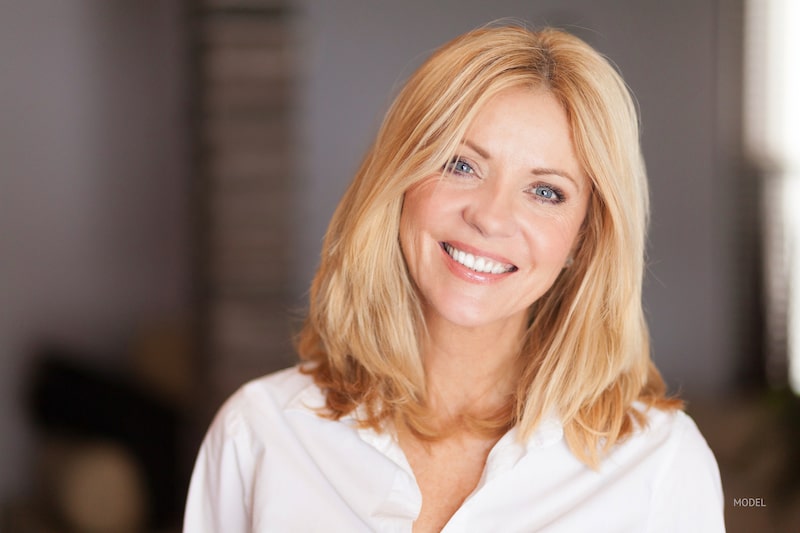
[297,24,680,467]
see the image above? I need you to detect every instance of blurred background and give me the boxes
[1,0,798,531]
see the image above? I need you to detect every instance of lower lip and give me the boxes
[440,244,514,284]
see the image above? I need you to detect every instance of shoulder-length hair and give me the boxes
[297,24,680,467]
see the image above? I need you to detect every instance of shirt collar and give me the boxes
[285,380,327,412]
[478,411,564,485]
[284,381,564,454]
[525,411,564,450]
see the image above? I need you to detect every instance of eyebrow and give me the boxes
[461,139,580,188]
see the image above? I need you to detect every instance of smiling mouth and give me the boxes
[441,242,518,274]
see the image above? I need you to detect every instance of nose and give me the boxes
[462,180,517,238]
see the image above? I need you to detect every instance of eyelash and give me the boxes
[443,157,476,177]
[528,184,565,204]
[443,157,566,205]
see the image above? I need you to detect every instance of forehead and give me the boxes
[460,87,585,181]
[467,86,568,133]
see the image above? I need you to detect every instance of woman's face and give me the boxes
[399,87,590,333]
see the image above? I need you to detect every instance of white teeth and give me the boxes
[443,243,514,274]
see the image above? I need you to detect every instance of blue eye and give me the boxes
[532,185,564,203]
[444,158,475,176]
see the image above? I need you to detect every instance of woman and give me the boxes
[184,25,724,532]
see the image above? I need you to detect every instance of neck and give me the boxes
[420,311,527,420]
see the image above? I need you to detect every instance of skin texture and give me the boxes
[398,87,590,532]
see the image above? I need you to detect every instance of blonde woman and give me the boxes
[184,25,724,532]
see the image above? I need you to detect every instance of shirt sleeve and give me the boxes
[645,412,725,533]
[183,396,255,532]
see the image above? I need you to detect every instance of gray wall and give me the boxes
[292,0,745,395]
[0,1,189,501]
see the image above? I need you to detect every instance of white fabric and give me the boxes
[184,367,725,532]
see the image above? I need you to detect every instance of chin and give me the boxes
[430,302,512,330]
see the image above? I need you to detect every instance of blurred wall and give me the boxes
[0,1,189,502]
[291,0,747,395]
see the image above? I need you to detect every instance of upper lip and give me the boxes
[441,240,517,269]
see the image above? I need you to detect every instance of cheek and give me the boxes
[400,184,440,241]
[522,215,583,265]
[399,191,427,264]
[545,201,589,257]
[560,220,585,255]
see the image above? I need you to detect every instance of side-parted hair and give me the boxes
[296,24,680,468]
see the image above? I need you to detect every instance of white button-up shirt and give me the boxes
[184,367,725,532]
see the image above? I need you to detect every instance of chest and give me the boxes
[244,411,662,532]
[399,436,497,533]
